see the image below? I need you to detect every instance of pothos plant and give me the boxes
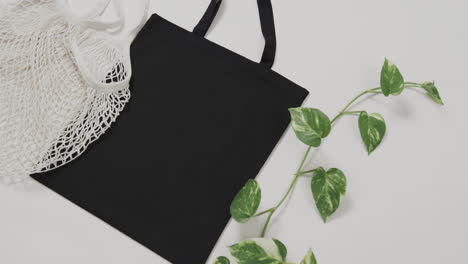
[214,58,443,264]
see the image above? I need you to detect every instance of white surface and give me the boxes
[1,0,468,263]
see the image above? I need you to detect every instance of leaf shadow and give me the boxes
[385,97,412,118]
[237,215,268,238]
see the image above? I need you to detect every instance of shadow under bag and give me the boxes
[34,0,309,263]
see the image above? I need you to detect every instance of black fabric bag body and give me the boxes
[34,0,309,263]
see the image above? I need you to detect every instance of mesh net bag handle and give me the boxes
[67,0,150,93]
[58,0,125,31]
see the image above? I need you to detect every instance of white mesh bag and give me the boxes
[0,0,149,182]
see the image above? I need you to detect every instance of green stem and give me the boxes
[260,87,385,237]
[257,80,429,239]
[260,146,312,237]
[253,208,274,217]
[343,111,363,115]
[330,87,380,124]
[404,82,425,89]
[296,168,318,176]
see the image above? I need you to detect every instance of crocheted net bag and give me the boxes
[0,0,147,182]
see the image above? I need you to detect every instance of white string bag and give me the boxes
[0,0,149,183]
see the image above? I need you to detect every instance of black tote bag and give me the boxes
[34,0,309,263]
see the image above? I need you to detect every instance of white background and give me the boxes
[1,0,468,263]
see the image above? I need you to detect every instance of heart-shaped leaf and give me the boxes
[230,179,261,223]
[359,111,386,154]
[289,107,331,147]
[300,249,317,264]
[421,81,444,105]
[311,168,347,222]
[380,58,404,96]
[214,256,231,264]
[229,238,288,264]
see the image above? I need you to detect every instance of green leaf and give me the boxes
[311,168,347,222]
[358,111,386,154]
[273,239,287,261]
[300,249,317,264]
[229,238,288,264]
[230,179,261,223]
[214,256,231,264]
[421,81,444,105]
[289,107,332,147]
[380,58,405,96]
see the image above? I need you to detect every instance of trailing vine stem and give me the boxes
[259,82,426,237]
[330,87,380,123]
[220,60,444,264]
[220,59,444,264]
[260,146,312,237]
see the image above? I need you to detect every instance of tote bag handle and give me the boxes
[194,0,277,69]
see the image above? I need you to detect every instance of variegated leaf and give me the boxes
[289,107,331,147]
[311,168,347,222]
[229,238,288,264]
[230,179,261,223]
[359,111,386,154]
[300,249,317,264]
[214,256,230,264]
[421,81,444,105]
[380,58,405,96]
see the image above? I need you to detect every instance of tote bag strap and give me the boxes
[193,0,277,69]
